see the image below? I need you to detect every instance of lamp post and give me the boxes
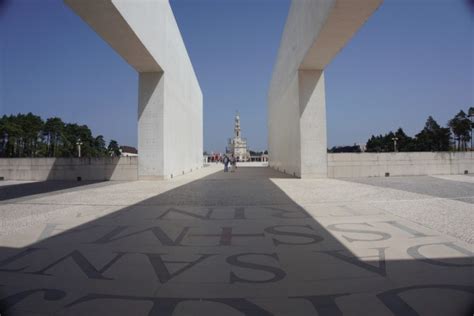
[392,137,399,152]
[2,132,8,154]
[76,138,83,158]
[468,108,474,154]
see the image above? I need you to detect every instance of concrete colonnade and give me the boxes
[65,0,382,180]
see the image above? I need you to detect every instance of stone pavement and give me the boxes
[0,165,472,315]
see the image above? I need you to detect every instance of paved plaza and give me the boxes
[0,166,472,315]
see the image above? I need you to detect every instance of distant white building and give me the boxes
[357,143,367,152]
[120,146,138,157]
[227,112,249,161]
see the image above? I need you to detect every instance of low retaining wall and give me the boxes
[328,152,473,178]
[236,162,269,167]
[0,157,138,181]
[2,153,472,181]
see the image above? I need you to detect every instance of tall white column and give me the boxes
[268,0,381,178]
[299,70,327,178]
[138,72,165,179]
[65,0,203,181]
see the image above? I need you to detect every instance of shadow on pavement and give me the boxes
[0,180,120,203]
[0,168,472,315]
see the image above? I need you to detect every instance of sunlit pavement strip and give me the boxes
[0,166,472,315]
[431,174,474,184]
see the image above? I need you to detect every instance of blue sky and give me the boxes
[0,0,472,152]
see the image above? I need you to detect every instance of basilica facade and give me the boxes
[227,112,249,161]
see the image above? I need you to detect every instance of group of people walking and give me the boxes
[223,154,237,172]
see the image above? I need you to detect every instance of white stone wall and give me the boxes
[328,152,474,178]
[0,157,138,181]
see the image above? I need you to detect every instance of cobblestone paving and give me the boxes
[0,166,472,315]
[345,175,474,203]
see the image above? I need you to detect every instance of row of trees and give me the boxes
[366,108,473,152]
[328,145,361,153]
[0,113,122,158]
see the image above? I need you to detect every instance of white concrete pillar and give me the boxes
[65,0,203,181]
[268,0,382,178]
[138,72,165,179]
[299,70,327,178]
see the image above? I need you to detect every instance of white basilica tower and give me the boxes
[227,112,249,161]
